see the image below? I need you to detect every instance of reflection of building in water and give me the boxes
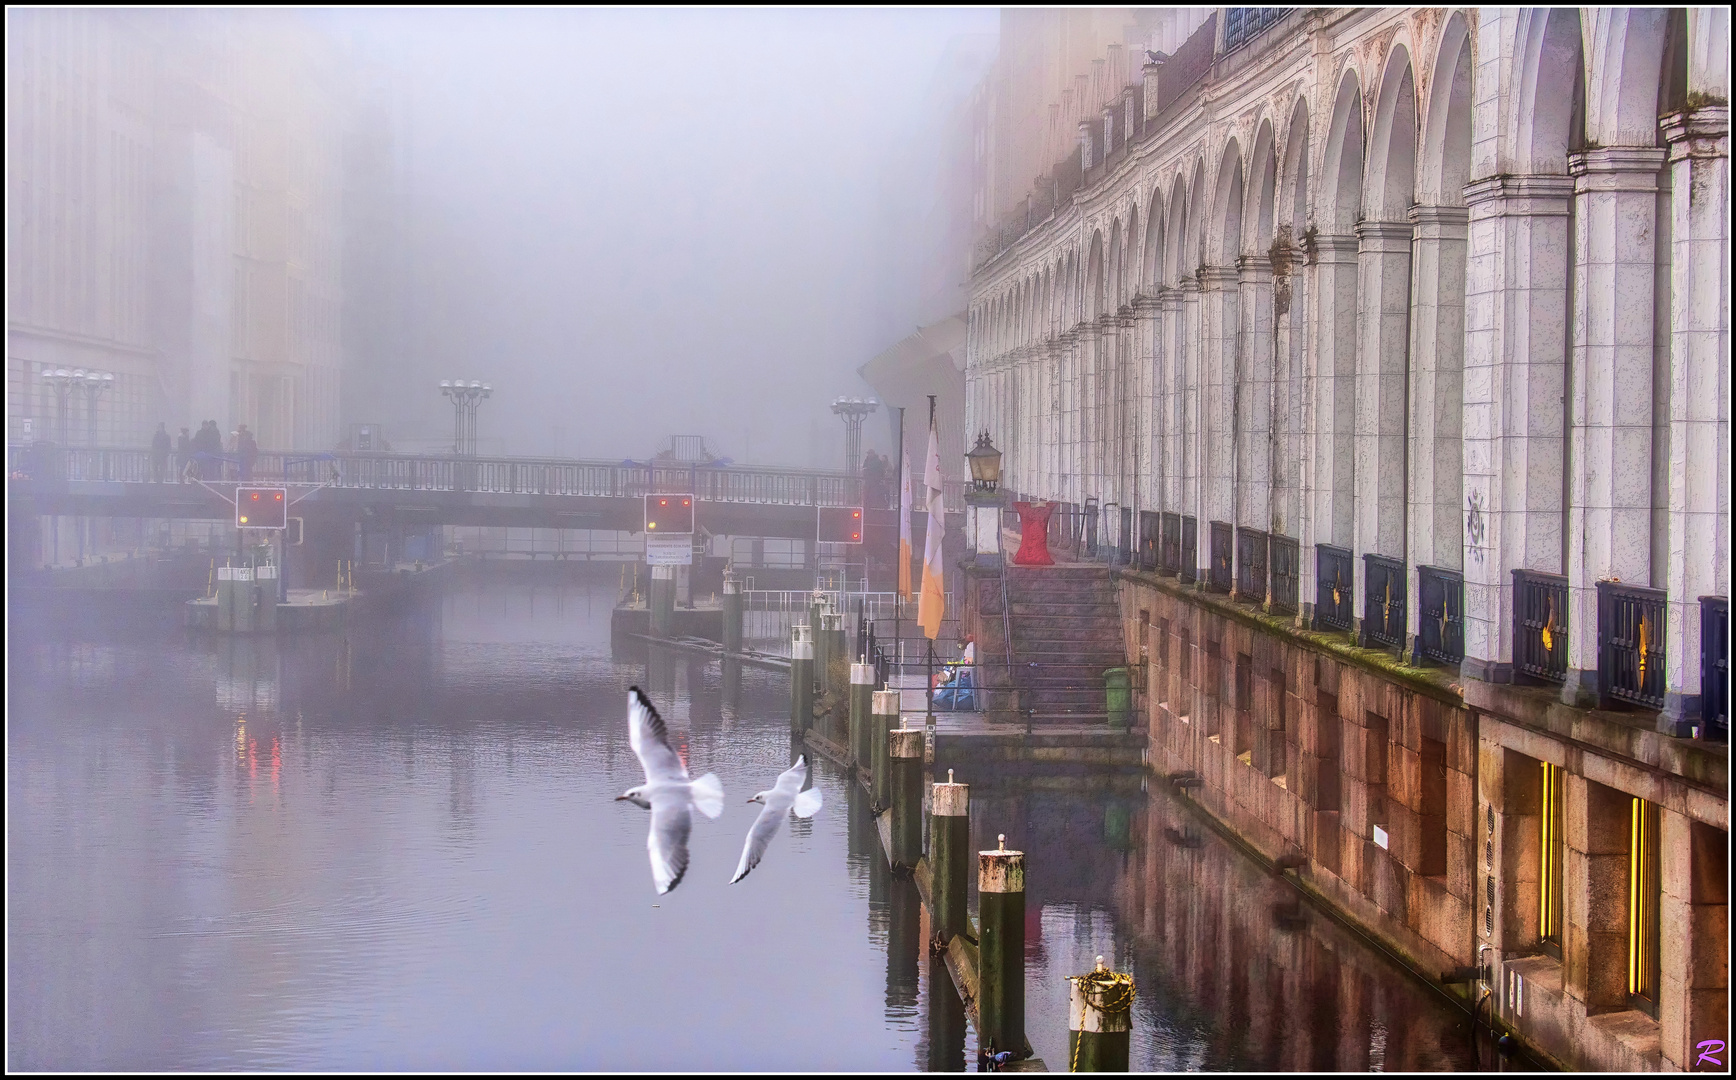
[215,637,281,721]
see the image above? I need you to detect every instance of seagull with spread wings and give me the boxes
[730,755,823,884]
[616,686,725,894]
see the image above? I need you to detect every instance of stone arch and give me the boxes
[1281,95,1311,233]
[1513,8,1586,174]
[1246,119,1279,254]
[1321,66,1366,229]
[1366,43,1418,220]
[1210,137,1246,266]
[1165,173,1191,288]
[1142,186,1167,293]
[1418,11,1473,206]
[1107,219,1124,313]
[1586,9,1673,149]
[1087,230,1106,321]
[1123,204,1140,304]
[1187,157,1208,277]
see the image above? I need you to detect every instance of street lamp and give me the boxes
[829,395,880,475]
[963,430,1005,567]
[439,379,492,456]
[966,429,1003,492]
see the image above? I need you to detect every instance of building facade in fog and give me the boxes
[7,9,374,451]
[964,8,1727,1072]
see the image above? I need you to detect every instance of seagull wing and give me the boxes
[628,687,688,784]
[647,789,693,894]
[730,799,787,884]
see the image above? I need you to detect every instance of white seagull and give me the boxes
[616,686,725,894]
[730,755,823,884]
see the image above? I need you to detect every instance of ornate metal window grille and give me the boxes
[1222,8,1285,53]
[1703,595,1728,741]
[1269,533,1300,614]
[1207,520,1233,593]
[1139,510,1161,572]
[1363,554,1407,650]
[1082,496,1100,559]
[1598,580,1666,710]
[1314,544,1354,631]
[1161,512,1181,576]
[1120,506,1134,566]
[1513,569,1570,684]
[1236,526,1269,605]
[1415,565,1465,666]
[1180,516,1198,585]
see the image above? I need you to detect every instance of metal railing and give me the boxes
[1415,564,1465,666]
[1207,521,1233,593]
[1597,580,1666,710]
[1161,512,1182,577]
[1180,516,1198,585]
[1314,543,1354,632]
[1222,8,1287,53]
[1363,553,1407,650]
[1513,568,1569,684]
[1269,533,1300,614]
[7,445,884,508]
[1701,595,1728,740]
[1118,506,1135,567]
[1138,510,1161,572]
[1235,526,1268,605]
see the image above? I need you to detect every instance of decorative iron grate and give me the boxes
[1236,527,1269,605]
[1513,568,1569,684]
[1363,553,1407,650]
[1208,521,1233,593]
[1597,580,1666,710]
[1314,543,1354,631]
[1120,507,1135,567]
[1180,516,1198,585]
[1269,533,1300,614]
[1222,8,1286,53]
[1702,595,1728,741]
[1139,510,1161,572]
[1161,512,1182,577]
[1416,565,1465,666]
[1082,496,1100,559]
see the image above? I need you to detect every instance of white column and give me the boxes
[1312,234,1359,553]
[1286,232,1315,621]
[1561,147,1668,707]
[1181,277,1204,575]
[1407,205,1469,575]
[1238,256,1274,530]
[1199,266,1239,530]
[1136,296,1164,511]
[1460,175,1574,681]
[1161,288,1183,515]
[1659,107,1730,732]
[1353,220,1412,617]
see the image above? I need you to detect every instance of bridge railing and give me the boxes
[8,445,867,507]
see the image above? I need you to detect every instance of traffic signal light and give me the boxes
[236,487,288,529]
[644,494,694,534]
[817,505,864,543]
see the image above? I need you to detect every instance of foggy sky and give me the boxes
[328,8,995,467]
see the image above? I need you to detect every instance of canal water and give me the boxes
[8,570,1528,1070]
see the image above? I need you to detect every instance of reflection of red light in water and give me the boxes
[271,736,281,790]
[248,738,257,780]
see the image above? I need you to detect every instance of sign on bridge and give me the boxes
[645,535,694,566]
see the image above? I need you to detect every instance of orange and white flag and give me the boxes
[917,418,946,640]
[898,448,914,600]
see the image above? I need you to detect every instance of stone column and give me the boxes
[1311,234,1360,554]
[1659,108,1730,733]
[1135,295,1164,512]
[1407,206,1469,580]
[1198,266,1239,530]
[1561,148,1668,707]
[1238,255,1275,529]
[1460,175,1574,683]
[1162,287,1184,516]
[1180,276,1205,575]
[1078,321,1101,502]
[1353,220,1413,609]
[1288,232,1317,620]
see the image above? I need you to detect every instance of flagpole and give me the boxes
[894,406,904,687]
[926,395,936,726]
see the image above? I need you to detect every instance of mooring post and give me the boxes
[979,835,1026,1065]
[870,690,898,810]
[1067,955,1133,1072]
[848,661,874,768]
[889,727,924,868]
[722,578,742,654]
[930,769,969,945]
[810,595,826,692]
[824,611,847,694]
[649,564,675,638]
[790,623,814,733]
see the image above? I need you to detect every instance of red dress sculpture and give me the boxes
[1012,501,1055,565]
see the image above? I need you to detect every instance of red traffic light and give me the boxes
[644,493,695,534]
[235,487,288,529]
[817,506,866,544]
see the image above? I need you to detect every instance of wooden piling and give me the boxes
[931,770,970,945]
[790,624,814,733]
[810,598,826,691]
[848,661,874,769]
[978,835,1026,1064]
[889,727,924,868]
[1066,955,1133,1072]
[824,611,846,692]
[870,689,898,810]
[722,579,742,654]
[649,565,675,638]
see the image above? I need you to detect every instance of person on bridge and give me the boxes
[175,427,192,482]
[194,421,221,480]
[861,450,888,509]
[150,423,171,483]
[237,424,258,482]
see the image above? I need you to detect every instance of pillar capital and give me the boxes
[1196,264,1239,289]
[1310,231,1360,264]
[1234,254,1273,284]
[1463,173,1576,216]
[1661,105,1729,164]
[1354,219,1414,251]
[1408,203,1470,237]
[1568,146,1669,193]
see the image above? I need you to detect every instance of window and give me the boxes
[1540,762,1565,959]
[1627,796,1660,1016]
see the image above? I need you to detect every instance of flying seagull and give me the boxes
[730,755,823,884]
[617,686,725,894]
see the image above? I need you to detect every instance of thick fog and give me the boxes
[323,8,995,466]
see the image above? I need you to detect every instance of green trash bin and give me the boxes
[1103,666,1131,730]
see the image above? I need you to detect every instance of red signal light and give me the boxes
[251,492,260,501]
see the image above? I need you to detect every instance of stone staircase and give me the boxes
[1004,564,1128,722]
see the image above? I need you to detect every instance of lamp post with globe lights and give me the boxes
[829,395,879,476]
[40,366,115,446]
[439,380,492,456]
